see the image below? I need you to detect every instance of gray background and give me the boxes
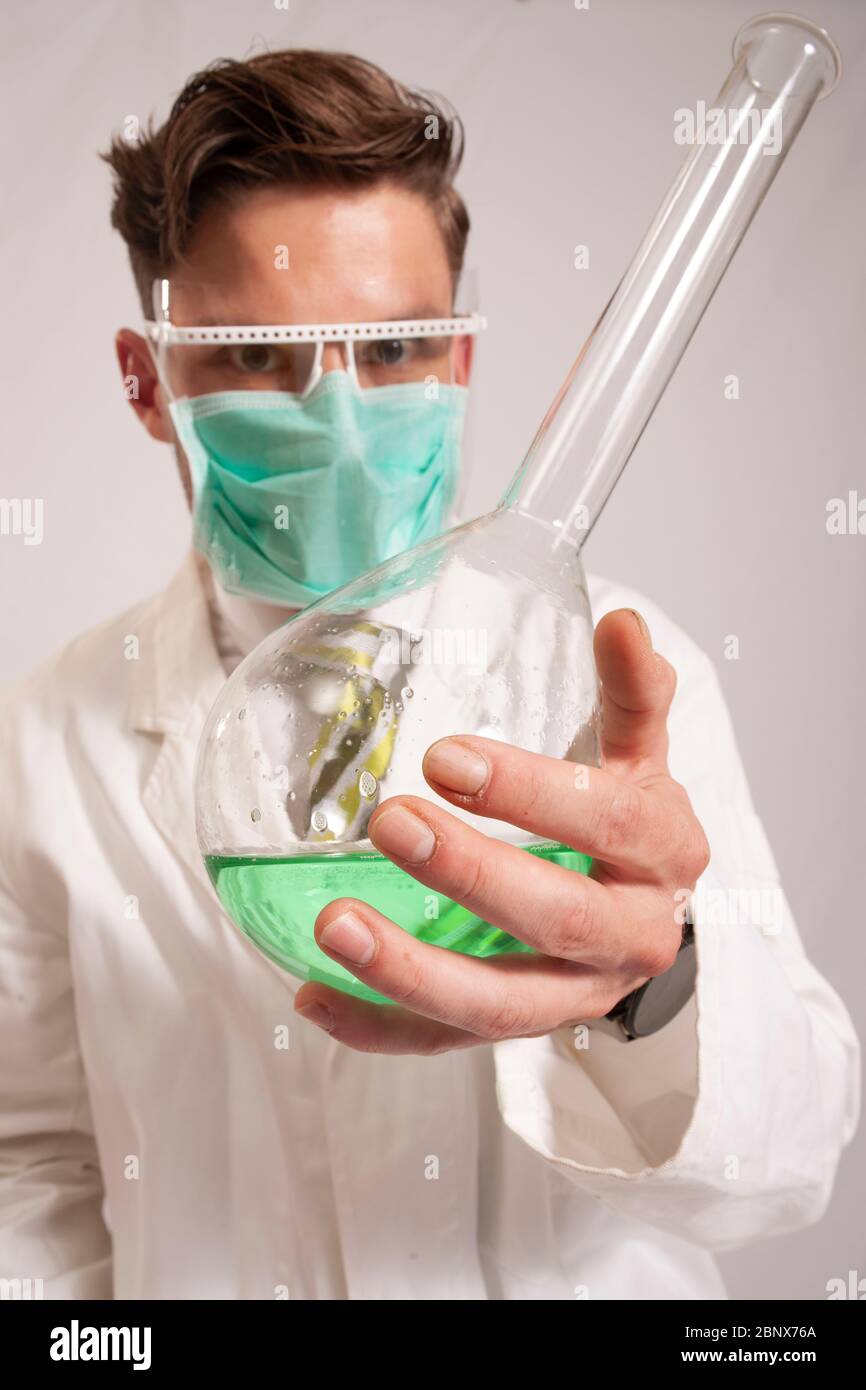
[1,0,863,1299]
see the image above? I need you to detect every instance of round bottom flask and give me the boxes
[195,507,600,1002]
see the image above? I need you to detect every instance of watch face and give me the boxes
[624,934,697,1038]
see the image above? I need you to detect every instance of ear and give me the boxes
[115,329,174,443]
[452,332,475,387]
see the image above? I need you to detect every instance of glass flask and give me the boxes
[195,13,841,1003]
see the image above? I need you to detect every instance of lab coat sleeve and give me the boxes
[0,862,112,1297]
[491,646,861,1251]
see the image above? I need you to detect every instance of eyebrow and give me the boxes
[177,302,456,328]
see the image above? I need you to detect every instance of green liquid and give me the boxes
[206,843,591,1005]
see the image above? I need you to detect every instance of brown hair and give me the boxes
[102,49,470,315]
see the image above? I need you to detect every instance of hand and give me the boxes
[294,609,710,1053]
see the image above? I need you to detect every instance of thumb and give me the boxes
[593,609,676,770]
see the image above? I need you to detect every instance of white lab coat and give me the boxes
[0,551,859,1300]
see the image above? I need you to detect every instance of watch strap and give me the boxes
[594,913,696,1042]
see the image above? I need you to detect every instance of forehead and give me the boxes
[170,182,455,323]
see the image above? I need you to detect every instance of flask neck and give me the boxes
[498,15,837,554]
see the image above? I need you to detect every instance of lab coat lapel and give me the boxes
[128,552,228,893]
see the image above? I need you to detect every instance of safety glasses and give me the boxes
[145,274,486,401]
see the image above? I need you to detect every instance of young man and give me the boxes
[0,50,858,1300]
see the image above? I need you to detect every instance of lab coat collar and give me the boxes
[127,550,229,893]
[127,550,225,737]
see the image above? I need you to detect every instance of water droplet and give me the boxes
[238,708,246,720]
[312,810,328,832]
[250,807,261,823]
[359,770,378,799]
[395,702,403,713]
[401,686,414,700]
[288,790,297,802]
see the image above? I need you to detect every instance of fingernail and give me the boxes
[423,739,489,795]
[319,910,376,965]
[370,805,436,864]
[631,610,653,650]
[296,1001,335,1033]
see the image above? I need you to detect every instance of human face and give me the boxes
[116,182,473,503]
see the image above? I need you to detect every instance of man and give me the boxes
[0,49,858,1300]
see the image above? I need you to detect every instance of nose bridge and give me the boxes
[320,340,350,375]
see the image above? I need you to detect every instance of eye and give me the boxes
[370,338,409,366]
[227,344,282,373]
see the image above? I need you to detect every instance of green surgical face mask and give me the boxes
[170,374,468,608]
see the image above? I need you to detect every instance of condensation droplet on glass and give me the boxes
[401,686,414,700]
[358,770,378,799]
[312,810,328,832]
[250,807,261,823]
[238,708,246,720]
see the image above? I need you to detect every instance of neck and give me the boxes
[199,555,298,672]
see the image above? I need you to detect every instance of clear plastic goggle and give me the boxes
[145,273,485,401]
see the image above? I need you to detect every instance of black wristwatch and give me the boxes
[586,911,697,1042]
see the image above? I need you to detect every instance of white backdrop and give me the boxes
[1,0,864,1300]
